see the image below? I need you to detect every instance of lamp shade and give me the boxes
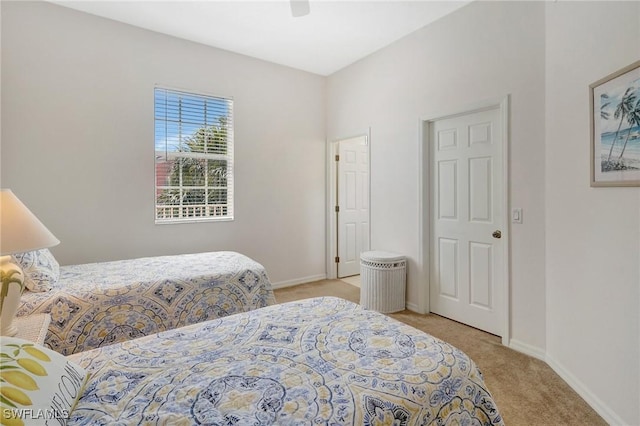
[0,189,60,255]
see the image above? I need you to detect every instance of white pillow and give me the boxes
[12,249,60,292]
[0,337,89,425]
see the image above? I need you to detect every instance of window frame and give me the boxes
[154,86,234,224]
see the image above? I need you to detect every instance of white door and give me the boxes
[429,107,504,336]
[337,136,370,278]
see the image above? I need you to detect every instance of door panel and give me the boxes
[430,107,503,336]
[469,157,492,222]
[345,171,357,209]
[438,238,459,299]
[469,242,492,308]
[345,223,357,263]
[438,161,458,219]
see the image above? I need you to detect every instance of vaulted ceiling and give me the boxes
[52,1,469,75]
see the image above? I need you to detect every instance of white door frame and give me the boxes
[326,130,371,280]
[418,96,510,346]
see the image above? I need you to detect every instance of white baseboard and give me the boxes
[406,301,420,313]
[545,355,626,426]
[508,339,546,361]
[270,274,327,289]
[505,339,625,424]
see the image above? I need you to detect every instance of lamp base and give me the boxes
[2,320,18,337]
[0,255,25,337]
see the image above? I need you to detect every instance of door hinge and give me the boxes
[335,205,340,213]
[335,154,339,161]
[334,256,340,263]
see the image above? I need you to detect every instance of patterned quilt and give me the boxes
[67,297,503,425]
[17,251,275,355]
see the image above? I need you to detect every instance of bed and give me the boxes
[17,251,275,355]
[67,297,504,425]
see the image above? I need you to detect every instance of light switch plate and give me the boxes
[512,208,523,224]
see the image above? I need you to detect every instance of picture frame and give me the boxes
[590,60,640,187]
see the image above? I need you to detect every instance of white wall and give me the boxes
[545,2,640,424]
[0,1,327,286]
[327,1,547,349]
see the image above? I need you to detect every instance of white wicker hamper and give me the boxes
[359,251,406,313]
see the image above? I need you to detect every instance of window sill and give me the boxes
[155,216,234,225]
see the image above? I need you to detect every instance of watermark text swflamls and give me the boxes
[2,408,70,422]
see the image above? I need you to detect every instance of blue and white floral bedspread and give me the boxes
[67,297,503,425]
[18,251,275,355]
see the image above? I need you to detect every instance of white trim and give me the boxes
[325,138,336,279]
[546,355,627,426]
[326,130,371,280]
[154,83,233,103]
[155,216,234,225]
[506,338,625,425]
[418,95,511,344]
[499,95,511,347]
[416,120,429,315]
[508,339,546,361]
[270,274,327,290]
[406,302,420,313]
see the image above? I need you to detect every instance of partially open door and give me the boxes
[336,135,370,278]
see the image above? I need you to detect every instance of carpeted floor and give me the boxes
[274,279,606,426]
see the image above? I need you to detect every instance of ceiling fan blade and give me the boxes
[290,0,310,17]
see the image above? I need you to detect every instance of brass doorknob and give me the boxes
[492,230,502,239]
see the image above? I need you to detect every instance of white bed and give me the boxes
[17,251,275,355]
[67,297,504,425]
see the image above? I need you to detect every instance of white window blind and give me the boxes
[154,87,234,223]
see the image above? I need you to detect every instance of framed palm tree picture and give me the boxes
[590,60,640,187]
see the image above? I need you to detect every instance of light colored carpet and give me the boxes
[339,274,361,288]
[274,279,606,426]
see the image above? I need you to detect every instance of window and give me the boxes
[154,87,233,223]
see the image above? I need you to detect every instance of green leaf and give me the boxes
[0,394,17,408]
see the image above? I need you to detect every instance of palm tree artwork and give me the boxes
[600,78,640,172]
[600,93,610,119]
[617,98,640,161]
